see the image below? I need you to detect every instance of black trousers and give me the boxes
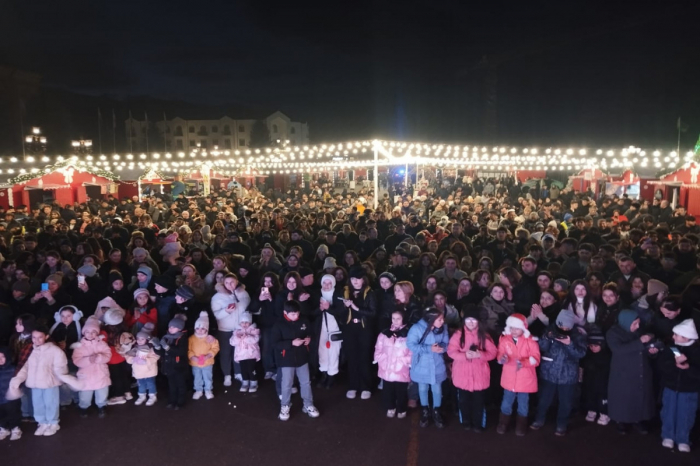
[0,399,21,429]
[108,361,131,398]
[583,377,608,414]
[458,388,486,429]
[239,359,257,382]
[167,372,188,406]
[382,381,408,413]
[343,324,373,391]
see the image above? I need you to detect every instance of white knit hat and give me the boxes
[194,311,209,331]
[239,312,253,324]
[673,319,698,340]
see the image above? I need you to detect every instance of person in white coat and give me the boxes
[210,273,250,387]
[315,275,343,389]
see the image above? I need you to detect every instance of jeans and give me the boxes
[20,385,33,418]
[32,387,60,425]
[138,377,157,395]
[501,390,529,417]
[280,364,313,408]
[534,380,576,429]
[192,366,213,391]
[418,382,443,408]
[661,388,698,445]
[78,387,109,409]
[59,373,80,406]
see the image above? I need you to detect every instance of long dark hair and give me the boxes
[459,319,490,351]
[283,271,306,298]
[564,279,592,315]
[260,271,281,295]
[419,307,445,344]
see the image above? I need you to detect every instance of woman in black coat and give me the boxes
[606,309,656,434]
[341,268,377,400]
[251,272,282,380]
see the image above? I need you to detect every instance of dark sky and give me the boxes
[1,0,699,147]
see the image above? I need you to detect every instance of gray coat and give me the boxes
[606,326,655,423]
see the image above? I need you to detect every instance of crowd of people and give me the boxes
[0,174,698,454]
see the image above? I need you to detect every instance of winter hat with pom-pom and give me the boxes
[165,232,179,243]
[82,316,101,336]
[673,319,698,341]
[504,313,530,338]
[194,311,210,331]
[168,313,187,331]
[104,308,126,326]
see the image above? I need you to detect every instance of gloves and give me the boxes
[150,337,161,349]
[160,340,170,351]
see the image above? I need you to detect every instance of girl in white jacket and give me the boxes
[211,273,251,387]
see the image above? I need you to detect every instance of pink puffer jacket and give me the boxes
[230,325,261,362]
[497,335,540,393]
[373,330,412,383]
[72,337,112,391]
[447,328,497,392]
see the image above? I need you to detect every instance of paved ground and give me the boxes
[1,376,697,466]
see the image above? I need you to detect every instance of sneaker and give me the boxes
[555,428,567,437]
[662,439,674,449]
[43,424,60,436]
[240,381,250,393]
[279,405,291,421]
[248,381,258,393]
[205,391,214,400]
[271,373,278,381]
[361,390,372,400]
[346,390,357,399]
[597,414,610,426]
[585,411,597,422]
[397,412,407,419]
[134,394,147,405]
[34,424,47,436]
[303,405,320,418]
[223,376,232,387]
[146,394,157,406]
[378,380,384,390]
[97,408,106,419]
[678,444,690,453]
[264,372,274,380]
[124,392,133,401]
[291,387,298,394]
[192,391,203,400]
[79,408,88,418]
[21,416,35,423]
[107,397,127,405]
[530,422,544,431]
[234,374,243,383]
[0,428,10,440]
[10,427,22,441]
[387,409,396,418]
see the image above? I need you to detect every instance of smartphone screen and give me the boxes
[41,283,49,291]
[78,275,85,285]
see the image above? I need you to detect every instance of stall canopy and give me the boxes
[7,162,118,208]
[647,162,700,217]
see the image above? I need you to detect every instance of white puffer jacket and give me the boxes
[211,284,251,332]
[12,342,68,389]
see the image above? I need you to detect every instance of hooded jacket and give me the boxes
[230,325,261,362]
[374,326,412,383]
[12,341,69,389]
[72,337,112,390]
[538,325,587,384]
[497,333,540,393]
[211,284,251,332]
[406,319,449,385]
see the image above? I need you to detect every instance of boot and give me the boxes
[432,408,445,429]
[419,407,431,428]
[325,375,335,389]
[496,413,511,434]
[515,416,528,436]
[316,372,328,388]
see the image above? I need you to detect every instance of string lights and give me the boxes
[0,141,694,180]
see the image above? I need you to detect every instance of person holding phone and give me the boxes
[252,272,281,380]
[530,310,587,436]
[407,307,449,429]
[657,319,699,453]
[447,308,497,432]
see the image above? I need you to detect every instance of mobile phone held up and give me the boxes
[41,283,49,292]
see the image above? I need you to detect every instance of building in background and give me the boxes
[125,111,309,152]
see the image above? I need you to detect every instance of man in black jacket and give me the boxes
[271,300,320,421]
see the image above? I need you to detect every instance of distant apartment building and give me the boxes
[125,111,309,152]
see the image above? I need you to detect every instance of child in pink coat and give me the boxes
[496,314,540,436]
[72,317,112,418]
[447,308,497,432]
[373,310,412,419]
[230,313,260,393]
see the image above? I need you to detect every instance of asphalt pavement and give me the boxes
[1,376,697,466]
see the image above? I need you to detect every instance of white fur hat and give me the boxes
[504,313,530,338]
[673,319,698,340]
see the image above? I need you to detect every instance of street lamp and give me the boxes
[71,139,93,155]
[24,127,47,160]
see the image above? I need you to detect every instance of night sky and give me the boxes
[1,0,699,147]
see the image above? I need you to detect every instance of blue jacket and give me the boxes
[538,326,587,385]
[407,319,449,384]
